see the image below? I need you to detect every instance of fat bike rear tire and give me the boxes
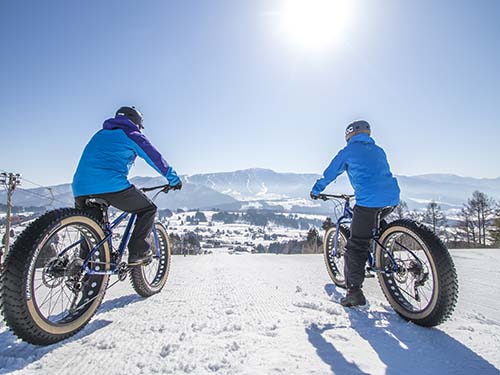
[0,209,110,345]
[376,219,458,327]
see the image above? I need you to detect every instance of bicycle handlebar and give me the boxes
[140,184,173,193]
[317,193,355,201]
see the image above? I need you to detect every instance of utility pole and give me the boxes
[1,172,21,267]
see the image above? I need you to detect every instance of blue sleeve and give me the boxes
[311,149,347,195]
[126,131,170,177]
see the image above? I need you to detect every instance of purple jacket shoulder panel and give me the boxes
[102,117,170,176]
[127,130,170,176]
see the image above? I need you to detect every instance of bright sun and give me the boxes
[277,0,353,52]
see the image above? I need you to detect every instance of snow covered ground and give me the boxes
[1,250,499,374]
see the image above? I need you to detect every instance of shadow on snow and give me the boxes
[305,284,499,375]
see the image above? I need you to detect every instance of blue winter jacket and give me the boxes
[72,116,175,197]
[311,133,400,208]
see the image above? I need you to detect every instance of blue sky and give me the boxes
[1,0,499,186]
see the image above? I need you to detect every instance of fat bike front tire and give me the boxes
[323,225,350,289]
[129,223,171,297]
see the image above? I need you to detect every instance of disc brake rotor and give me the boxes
[394,259,409,283]
[42,257,67,287]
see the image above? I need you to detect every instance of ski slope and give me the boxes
[1,250,499,375]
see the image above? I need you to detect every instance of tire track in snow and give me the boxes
[1,253,499,374]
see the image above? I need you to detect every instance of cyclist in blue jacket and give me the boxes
[72,106,182,265]
[310,120,400,307]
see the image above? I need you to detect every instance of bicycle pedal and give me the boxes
[364,272,375,278]
[128,258,152,267]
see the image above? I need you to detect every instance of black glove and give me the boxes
[310,192,319,200]
[171,181,182,191]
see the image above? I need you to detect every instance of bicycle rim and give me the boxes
[377,226,437,315]
[28,216,110,333]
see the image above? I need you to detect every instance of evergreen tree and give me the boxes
[168,233,182,254]
[194,211,207,222]
[489,204,500,247]
[305,227,321,253]
[158,208,173,220]
[490,217,500,247]
[255,243,266,253]
[184,231,201,254]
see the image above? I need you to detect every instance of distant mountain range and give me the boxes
[2,169,499,214]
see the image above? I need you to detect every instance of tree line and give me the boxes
[212,209,323,229]
[392,191,499,248]
[248,227,323,254]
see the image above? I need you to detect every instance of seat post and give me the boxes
[373,206,395,240]
[373,210,385,240]
[101,207,110,226]
[85,198,111,226]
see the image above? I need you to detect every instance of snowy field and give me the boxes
[1,250,499,375]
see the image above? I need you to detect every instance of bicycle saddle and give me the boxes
[85,198,110,208]
[379,206,395,218]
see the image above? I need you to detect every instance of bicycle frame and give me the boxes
[330,197,400,274]
[55,210,161,277]
[87,212,161,276]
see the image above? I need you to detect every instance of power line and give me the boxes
[19,177,58,206]
[17,187,72,206]
[0,167,73,206]
[20,175,53,189]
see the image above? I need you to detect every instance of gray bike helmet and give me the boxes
[116,106,144,130]
[345,120,371,142]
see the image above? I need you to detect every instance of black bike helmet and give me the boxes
[345,120,370,142]
[115,106,144,130]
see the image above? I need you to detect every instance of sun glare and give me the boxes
[278,0,353,52]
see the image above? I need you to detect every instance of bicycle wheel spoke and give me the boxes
[43,286,56,314]
[38,285,55,310]
[60,286,71,314]
[35,280,50,292]
[48,288,63,318]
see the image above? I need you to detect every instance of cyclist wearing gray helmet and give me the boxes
[311,120,400,307]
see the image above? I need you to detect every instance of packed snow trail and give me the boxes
[1,251,499,374]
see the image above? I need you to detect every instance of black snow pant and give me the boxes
[75,185,157,257]
[344,205,393,289]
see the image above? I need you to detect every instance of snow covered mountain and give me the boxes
[188,169,500,211]
[0,177,238,212]
[397,174,500,208]
[187,168,321,201]
[2,169,499,213]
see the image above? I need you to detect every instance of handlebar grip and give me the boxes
[141,184,170,193]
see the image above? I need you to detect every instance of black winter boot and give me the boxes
[340,287,367,307]
[128,249,153,266]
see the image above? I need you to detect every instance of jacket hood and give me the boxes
[348,133,374,144]
[102,116,140,133]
